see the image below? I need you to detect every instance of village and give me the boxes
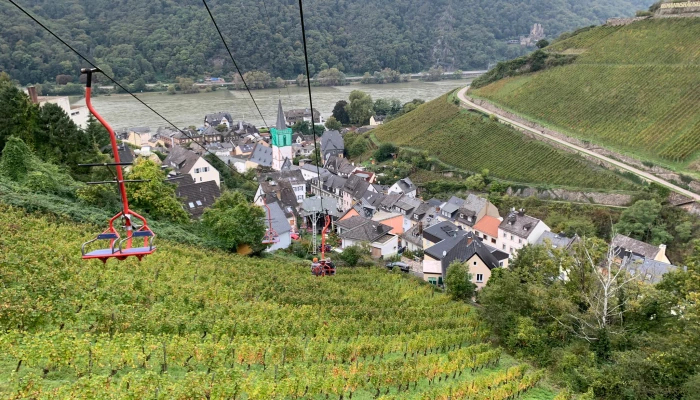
[108,100,680,290]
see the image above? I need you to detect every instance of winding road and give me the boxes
[457,86,700,201]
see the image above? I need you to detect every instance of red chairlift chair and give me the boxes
[79,68,156,263]
[311,214,336,276]
[261,199,280,245]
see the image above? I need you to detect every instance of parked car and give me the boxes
[386,261,410,273]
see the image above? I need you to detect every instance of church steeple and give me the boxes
[276,99,287,130]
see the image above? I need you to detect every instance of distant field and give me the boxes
[374,94,638,190]
[472,18,700,169]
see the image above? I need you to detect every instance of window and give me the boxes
[491,238,496,244]
[438,277,443,286]
[476,274,484,283]
[203,167,209,172]
[499,261,504,267]
[188,202,195,208]
[428,277,437,285]
[502,244,506,250]
[200,177,202,182]
[473,261,477,266]
[196,200,203,206]
[194,168,201,173]
[509,247,513,254]
[510,235,514,241]
[518,238,522,244]
[483,234,487,240]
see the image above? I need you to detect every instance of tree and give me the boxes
[346,90,374,125]
[0,136,32,181]
[465,174,486,191]
[167,85,176,95]
[423,67,444,82]
[215,124,227,132]
[85,115,111,148]
[132,78,146,92]
[616,200,672,245]
[338,245,362,267]
[324,116,342,131]
[332,100,350,125]
[176,77,198,94]
[126,159,189,223]
[315,68,346,86]
[202,191,265,252]
[445,261,477,301]
[373,143,397,162]
[536,39,550,49]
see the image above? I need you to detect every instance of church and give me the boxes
[271,100,294,171]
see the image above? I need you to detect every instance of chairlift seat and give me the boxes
[83,248,119,258]
[132,230,154,238]
[120,247,156,256]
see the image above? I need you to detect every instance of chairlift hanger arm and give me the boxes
[86,179,149,185]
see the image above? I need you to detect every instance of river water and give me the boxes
[85,80,471,130]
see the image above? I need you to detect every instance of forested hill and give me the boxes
[2,0,652,85]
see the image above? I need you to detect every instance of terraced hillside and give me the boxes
[472,18,700,170]
[373,94,639,190]
[0,206,556,399]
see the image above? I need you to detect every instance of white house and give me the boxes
[163,146,221,187]
[336,216,398,258]
[388,177,417,198]
[26,87,90,128]
[498,209,549,258]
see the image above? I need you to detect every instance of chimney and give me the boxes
[467,236,473,245]
[657,244,667,260]
[27,86,39,104]
[418,222,423,236]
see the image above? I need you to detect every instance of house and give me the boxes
[535,231,580,251]
[473,215,501,247]
[454,194,500,229]
[437,196,465,222]
[205,142,234,157]
[285,108,321,125]
[624,255,679,285]
[262,201,293,252]
[217,154,248,174]
[341,174,371,211]
[163,146,221,187]
[255,169,307,205]
[204,112,234,129]
[235,143,256,156]
[26,86,89,128]
[201,126,223,143]
[321,130,344,163]
[612,234,671,264]
[423,232,508,289]
[172,129,203,147]
[498,209,550,257]
[371,210,405,236]
[325,155,355,177]
[174,176,221,219]
[119,127,152,147]
[388,177,417,198]
[246,143,273,169]
[300,163,330,182]
[311,173,348,211]
[336,216,398,258]
[369,115,385,126]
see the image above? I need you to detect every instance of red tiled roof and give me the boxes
[474,215,500,238]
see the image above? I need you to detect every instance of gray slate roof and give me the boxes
[344,174,371,200]
[264,201,292,235]
[321,130,344,155]
[499,210,542,239]
[248,143,272,167]
[175,180,221,218]
[300,197,340,217]
[205,112,233,126]
[275,100,287,131]
[624,255,679,284]
[612,234,662,260]
[423,221,462,244]
[163,146,200,174]
[258,169,306,186]
[394,177,417,194]
[129,127,151,133]
[337,216,393,242]
[536,231,579,249]
[424,232,501,274]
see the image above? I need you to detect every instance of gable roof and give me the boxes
[624,254,678,284]
[344,174,371,200]
[321,130,344,154]
[258,169,306,186]
[260,179,298,209]
[423,221,462,244]
[264,201,292,235]
[337,216,393,242]
[324,155,354,175]
[424,232,501,273]
[612,234,661,260]
[248,143,272,167]
[499,210,542,239]
[175,180,221,218]
[536,231,579,250]
[163,146,201,174]
[474,215,500,238]
[393,177,417,194]
[205,112,233,126]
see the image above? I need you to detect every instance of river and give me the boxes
[85,80,472,130]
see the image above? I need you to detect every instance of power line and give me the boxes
[201,0,269,128]
[297,0,325,215]
[7,0,250,182]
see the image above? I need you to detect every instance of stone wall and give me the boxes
[506,187,634,207]
[605,17,650,26]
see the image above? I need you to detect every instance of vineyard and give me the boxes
[373,94,638,190]
[0,205,556,399]
[472,18,700,169]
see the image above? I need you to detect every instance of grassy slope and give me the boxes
[374,94,638,191]
[473,18,700,170]
[0,205,557,399]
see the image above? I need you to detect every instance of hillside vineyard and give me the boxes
[0,206,554,399]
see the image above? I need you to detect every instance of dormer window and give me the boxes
[460,213,464,218]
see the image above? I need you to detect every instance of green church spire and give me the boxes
[271,99,292,147]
